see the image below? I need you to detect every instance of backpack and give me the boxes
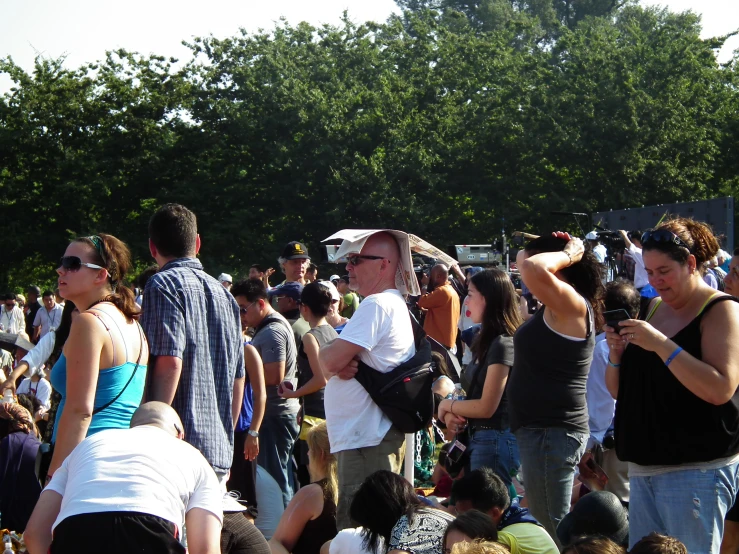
[353,311,434,434]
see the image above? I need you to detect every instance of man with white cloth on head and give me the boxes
[319,229,419,530]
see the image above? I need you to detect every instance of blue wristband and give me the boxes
[665,347,683,367]
[607,359,621,368]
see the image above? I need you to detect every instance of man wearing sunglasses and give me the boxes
[0,293,24,335]
[318,231,416,530]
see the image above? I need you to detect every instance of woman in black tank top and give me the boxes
[604,218,739,553]
[508,232,604,547]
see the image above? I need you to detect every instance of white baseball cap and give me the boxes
[218,273,233,284]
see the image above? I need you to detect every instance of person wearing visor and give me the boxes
[45,234,148,485]
[604,218,739,553]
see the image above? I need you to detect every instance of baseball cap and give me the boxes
[318,280,342,303]
[281,241,311,260]
[329,274,340,283]
[585,232,599,241]
[268,281,303,301]
[218,273,233,284]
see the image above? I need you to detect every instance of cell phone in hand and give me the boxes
[603,309,631,334]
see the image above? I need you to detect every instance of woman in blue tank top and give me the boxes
[46,234,148,484]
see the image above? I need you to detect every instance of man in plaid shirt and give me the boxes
[142,204,245,479]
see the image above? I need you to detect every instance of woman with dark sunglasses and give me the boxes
[604,218,739,553]
[45,234,148,484]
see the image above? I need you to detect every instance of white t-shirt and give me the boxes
[330,527,385,554]
[46,426,223,534]
[324,289,415,453]
[21,330,55,377]
[17,377,51,409]
[628,243,649,289]
[0,305,24,334]
[33,304,63,338]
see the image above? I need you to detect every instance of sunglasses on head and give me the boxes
[60,256,105,272]
[641,229,692,253]
[345,254,385,266]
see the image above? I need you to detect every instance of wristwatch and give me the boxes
[247,429,259,438]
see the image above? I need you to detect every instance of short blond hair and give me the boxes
[451,540,510,554]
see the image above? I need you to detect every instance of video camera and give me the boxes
[594,230,626,252]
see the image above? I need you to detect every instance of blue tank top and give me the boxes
[50,312,147,442]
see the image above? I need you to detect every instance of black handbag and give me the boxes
[354,311,435,434]
[443,357,485,478]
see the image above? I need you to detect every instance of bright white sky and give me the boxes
[0,0,736,93]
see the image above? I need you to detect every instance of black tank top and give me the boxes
[297,325,339,419]
[615,295,739,466]
[291,478,338,554]
[508,301,594,434]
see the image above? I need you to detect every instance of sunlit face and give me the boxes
[56,242,106,300]
[346,253,385,297]
[444,529,472,554]
[284,258,309,282]
[465,282,486,324]
[275,295,298,314]
[43,295,55,310]
[724,255,739,296]
[234,295,255,329]
[643,249,694,303]
[337,280,349,294]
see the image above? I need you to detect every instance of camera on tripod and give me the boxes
[594,230,626,252]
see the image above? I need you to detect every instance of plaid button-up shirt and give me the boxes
[142,258,244,472]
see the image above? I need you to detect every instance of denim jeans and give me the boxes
[257,412,300,509]
[467,428,520,493]
[515,426,588,547]
[629,462,739,554]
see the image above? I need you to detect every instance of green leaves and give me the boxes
[1,5,737,291]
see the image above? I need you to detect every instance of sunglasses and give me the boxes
[641,229,692,253]
[345,254,385,266]
[239,302,257,315]
[60,256,105,272]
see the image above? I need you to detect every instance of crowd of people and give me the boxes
[1,202,739,554]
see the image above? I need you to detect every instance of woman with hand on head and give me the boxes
[604,219,739,553]
[507,232,604,546]
[45,234,148,484]
[437,269,522,495]
[268,421,338,554]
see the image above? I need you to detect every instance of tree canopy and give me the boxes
[1,5,737,290]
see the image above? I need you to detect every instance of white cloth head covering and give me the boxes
[322,229,420,296]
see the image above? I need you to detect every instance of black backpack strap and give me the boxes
[92,322,145,416]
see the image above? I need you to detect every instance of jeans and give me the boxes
[467,428,520,493]
[515,426,588,548]
[257,412,300,509]
[629,462,739,554]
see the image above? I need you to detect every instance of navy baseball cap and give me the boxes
[268,281,303,301]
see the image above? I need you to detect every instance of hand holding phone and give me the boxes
[603,309,632,334]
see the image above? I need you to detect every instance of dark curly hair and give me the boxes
[524,235,604,328]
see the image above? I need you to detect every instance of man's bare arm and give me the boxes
[147,355,182,404]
